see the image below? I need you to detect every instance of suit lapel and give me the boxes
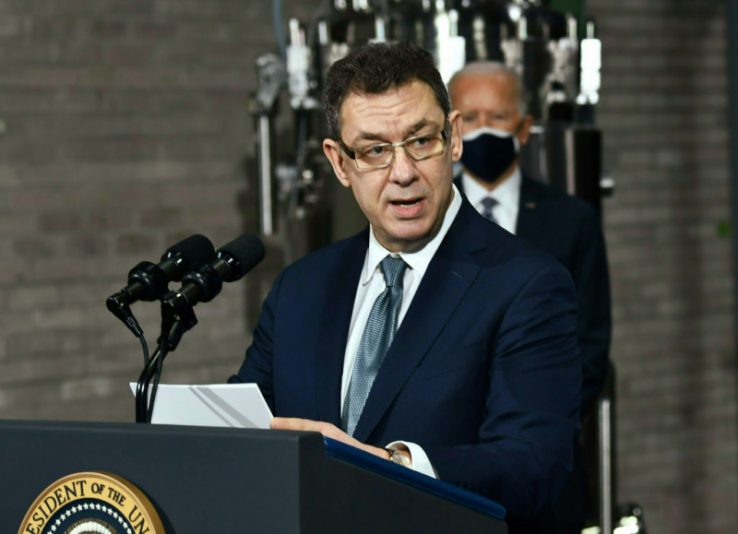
[314,232,368,426]
[352,203,486,442]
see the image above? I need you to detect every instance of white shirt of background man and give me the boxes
[461,167,521,234]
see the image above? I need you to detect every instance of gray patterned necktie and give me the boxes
[480,197,498,223]
[342,255,408,436]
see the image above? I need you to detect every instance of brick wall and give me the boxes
[588,0,738,532]
[0,1,735,533]
[0,0,316,421]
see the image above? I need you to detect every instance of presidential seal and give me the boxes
[19,472,165,534]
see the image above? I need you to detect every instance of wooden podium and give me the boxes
[1,420,507,533]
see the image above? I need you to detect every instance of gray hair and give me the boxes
[447,61,528,115]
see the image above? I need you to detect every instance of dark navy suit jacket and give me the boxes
[231,199,581,530]
[455,175,611,411]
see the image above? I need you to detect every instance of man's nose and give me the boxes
[479,116,497,129]
[388,147,417,184]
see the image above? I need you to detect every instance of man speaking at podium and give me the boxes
[230,41,581,533]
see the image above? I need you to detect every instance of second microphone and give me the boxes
[161,234,265,312]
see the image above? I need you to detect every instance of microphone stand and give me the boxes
[107,296,149,366]
[135,297,198,423]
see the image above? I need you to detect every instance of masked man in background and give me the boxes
[450,61,612,534]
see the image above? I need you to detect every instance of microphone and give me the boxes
[106,234,215,334]
[108,234,215,307]
[162,234,265,310]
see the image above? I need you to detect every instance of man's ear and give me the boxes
[517,114,534,145]
[323,138,351,188]
[447,110,463,162]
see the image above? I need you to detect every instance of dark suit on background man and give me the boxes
[517,177,610,410]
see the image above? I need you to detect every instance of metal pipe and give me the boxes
[729,0,738,381]
[374,14,386,42]
[565,128,576,195]
[258,115,274,236]
[598,396,613,534]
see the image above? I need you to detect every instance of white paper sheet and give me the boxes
[129,383,272,429]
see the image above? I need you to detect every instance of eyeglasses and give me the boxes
[338,128,448,171]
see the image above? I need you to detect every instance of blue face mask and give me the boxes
[460,127,520,184]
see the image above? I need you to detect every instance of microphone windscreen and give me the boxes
[218,234,265,281]
[163,234,215,276]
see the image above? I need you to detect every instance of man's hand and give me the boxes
[271,417,390,460]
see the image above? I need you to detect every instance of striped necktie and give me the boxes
[480,196,499,223]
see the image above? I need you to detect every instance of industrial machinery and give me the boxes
[250,1,631,532]
[252,0,611,259]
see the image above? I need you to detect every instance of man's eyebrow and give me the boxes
[353,131,389,143]
[352,119,442,143]
[403,119,437,137]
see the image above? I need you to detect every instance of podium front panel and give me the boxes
[1,420,507,533]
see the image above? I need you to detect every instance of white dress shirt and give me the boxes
[461,167,521,235]
[340,185,463,478]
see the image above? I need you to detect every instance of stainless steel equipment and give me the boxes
[252,0,610,248]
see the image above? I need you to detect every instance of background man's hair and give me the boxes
[323,41,451,140]
[448,61,529,115]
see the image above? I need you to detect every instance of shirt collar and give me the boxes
[461,166,521,211]
[362,184,462,285]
